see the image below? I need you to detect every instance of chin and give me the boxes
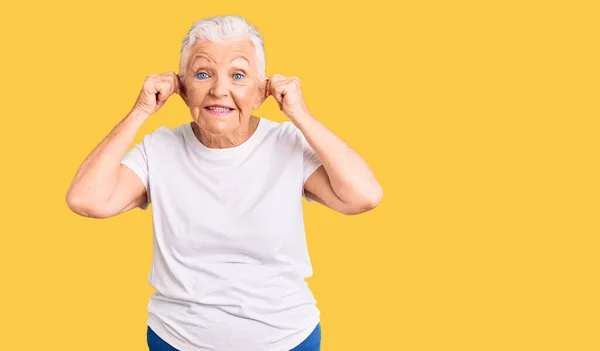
[196,114,241,135]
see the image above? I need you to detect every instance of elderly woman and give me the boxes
[66,16,382,351]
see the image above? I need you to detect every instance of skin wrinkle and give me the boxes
[180,38,266,149]
[191,54,251,69]
[183,48,257,80]
[191,117,259,149]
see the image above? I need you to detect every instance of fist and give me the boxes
[265,74,309,119]
[133,72,181,116]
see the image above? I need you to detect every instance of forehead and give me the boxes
[186,38,256,65]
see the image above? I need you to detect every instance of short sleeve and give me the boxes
[120,136,151,210]
[298,129,323,203]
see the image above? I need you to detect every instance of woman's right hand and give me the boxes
[132,72,181,116]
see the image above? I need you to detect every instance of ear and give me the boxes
[252,78,269,110]
[178,74,190,107]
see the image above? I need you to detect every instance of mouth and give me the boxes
[204,104,235,116]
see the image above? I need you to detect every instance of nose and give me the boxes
[209,74,230,98]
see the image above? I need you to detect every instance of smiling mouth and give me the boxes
[204,106,235,116]
[205,106,234,112]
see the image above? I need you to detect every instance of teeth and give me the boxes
[207,107,231,112]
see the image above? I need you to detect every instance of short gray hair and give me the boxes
[179,16,266,79]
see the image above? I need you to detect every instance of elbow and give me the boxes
[343,186,383,215]
[371,184,384,207]
[66,190,81,212]
[65,192,108,219]
[65,192,91,217]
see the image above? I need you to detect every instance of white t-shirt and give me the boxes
[120,117,323,351]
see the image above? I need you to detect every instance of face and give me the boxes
[179,38,266,136]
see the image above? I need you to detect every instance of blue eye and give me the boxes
[233,73,244,80]
[196,72,209,80]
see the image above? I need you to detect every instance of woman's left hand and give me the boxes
[265,74,310,120]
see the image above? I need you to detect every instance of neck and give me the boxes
[192,116,260,149]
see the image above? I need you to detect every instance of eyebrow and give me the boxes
[230,55,250,65]
[192,54,215,66]
[191,54,250,71]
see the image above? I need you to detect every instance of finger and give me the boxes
[268,74,284,86]
[172,72,181,95]
[156,90,167,105]
[268,76,281,97]
[162,80,174,99]
[156,81,171,104]
[163,74,175,94]
[271,81,289,104]
[270,73,285,82]
[265,76,284,110]
[271,86,284,105]
[279,86,288,101]
[158,73,176,95]
[167,77,177,97]
[270,77,290,89]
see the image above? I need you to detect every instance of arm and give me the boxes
[66,72,180,218]
[66,108,150,218]
[265,74,383,215]
[296,112,383,215]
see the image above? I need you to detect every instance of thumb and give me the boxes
[275,87,286,105]
[156,90,167,106]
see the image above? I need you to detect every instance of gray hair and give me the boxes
[179,16,266,79]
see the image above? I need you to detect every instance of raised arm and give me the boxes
[297,113,383,215]
[66,72,180,218]
[266,74,383,215]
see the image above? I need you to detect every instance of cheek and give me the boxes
[186,85,209,104]
[232,86,258,109]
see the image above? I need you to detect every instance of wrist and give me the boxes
[288,106,313,125]
[128,107,151,121]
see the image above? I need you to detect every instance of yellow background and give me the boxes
[1,0,598,350]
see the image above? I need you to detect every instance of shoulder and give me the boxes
[258,119,311,158]
[137,123,187,149]
[260,118,304,144]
